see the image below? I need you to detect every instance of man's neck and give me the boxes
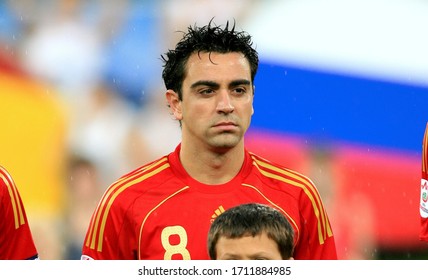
[179,142,245,185]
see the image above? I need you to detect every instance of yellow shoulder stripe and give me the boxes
[85,158,170,251]
[251,156,333,244]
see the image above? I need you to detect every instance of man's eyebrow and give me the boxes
[190,79,251,89]
[229,79,251,87]
[190,80,219,89]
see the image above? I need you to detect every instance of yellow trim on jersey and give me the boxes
[242,183,300,245]
[251,156,332,245]
[0,167,25,229]
[138,186,190,259]
[85,157,170,251]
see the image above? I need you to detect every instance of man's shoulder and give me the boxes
[246,151,318,200]
[248,151,311,181]
[98,155,180,211]
[106,156,174,195]
[124,154,171,176]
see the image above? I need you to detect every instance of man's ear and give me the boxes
[165,89,183,120]
[251,85,255,116]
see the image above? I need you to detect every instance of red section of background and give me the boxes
[246,129,425,258]
[335,145,420,248]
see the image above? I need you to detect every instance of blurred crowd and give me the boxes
[0,0,263,260]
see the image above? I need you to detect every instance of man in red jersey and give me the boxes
[0,166,39,260]
[81,20,337,260]
[420,122,428,242]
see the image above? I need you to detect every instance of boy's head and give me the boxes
[207,203,295,260]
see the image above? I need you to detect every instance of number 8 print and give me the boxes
[161,225,191,260]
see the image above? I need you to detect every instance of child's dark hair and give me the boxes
[207,203,295,260]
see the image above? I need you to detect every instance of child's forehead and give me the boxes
[215,232,282,260]
[221,231,270,240]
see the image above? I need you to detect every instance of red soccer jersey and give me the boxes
[0,166,38,260]
[82,144,337,260]
[420,122,428,242]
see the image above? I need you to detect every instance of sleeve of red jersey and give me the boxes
[81,192,135,260]
[0,166,39,260]
[420,122,428,242]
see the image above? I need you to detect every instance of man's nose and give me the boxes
[216,90,234,114]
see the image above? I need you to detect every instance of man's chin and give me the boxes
[209,136,242,151]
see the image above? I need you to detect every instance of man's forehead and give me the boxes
[184,52,251,79]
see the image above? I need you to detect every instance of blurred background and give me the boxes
[0,0,427,260]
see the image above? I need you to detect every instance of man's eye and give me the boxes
[233,87,246,94]
[199,88,214,95]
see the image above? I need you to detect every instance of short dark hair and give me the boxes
[207,203,295,260]
[161,20,259,100]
